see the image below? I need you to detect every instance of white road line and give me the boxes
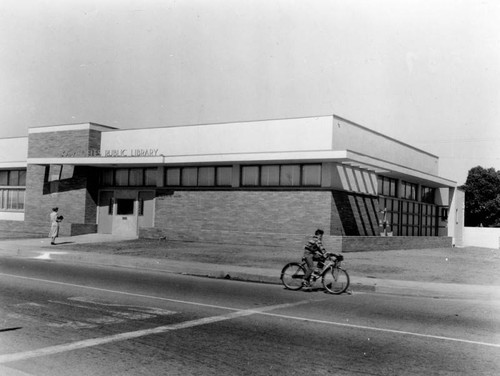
[1,271,499,362]
[259,311,500,349]
[0,301,308,364]
[0,272,249,312]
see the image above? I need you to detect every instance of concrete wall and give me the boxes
[463,227,500,249]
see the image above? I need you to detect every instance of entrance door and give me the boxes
[112,191,138,236]
[98,191,114,234]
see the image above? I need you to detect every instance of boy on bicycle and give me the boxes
[302,229,327,289]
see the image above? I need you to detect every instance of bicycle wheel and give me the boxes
[322,266,350,294]
[280,262,306,290]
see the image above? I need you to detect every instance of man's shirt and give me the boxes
[304,235,326,255]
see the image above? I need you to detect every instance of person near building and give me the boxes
[49,207,63,245]
[302,229,327,289]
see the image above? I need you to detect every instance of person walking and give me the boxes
[49,207,63,245]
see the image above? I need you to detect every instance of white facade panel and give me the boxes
[0,212,24,221]
[333,117,439,176]
[100,117,334,157]
[0,137,28,164]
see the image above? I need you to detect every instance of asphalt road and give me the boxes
[0,258,499,376]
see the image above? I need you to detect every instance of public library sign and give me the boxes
[61,148,160,158]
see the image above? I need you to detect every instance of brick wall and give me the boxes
[22,129,102,236]
[153,190,333,234]
[342,236,452,251]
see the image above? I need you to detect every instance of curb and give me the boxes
[1,248,498,301]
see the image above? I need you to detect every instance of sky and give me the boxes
[0,0,499,185]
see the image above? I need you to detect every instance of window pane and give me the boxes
[280,165,300,186]
[198,167,215,186]
[138,198,144,216]
[0,171,7,185]
[18,170,26,186]
[302,165,321,186]
[390,180,397,197]
[165,168,180,186]
[108,197,114,215]
[144,168,157,186]
[7,190,15,209]
[216,167,232,186]
[261,165,280,186]
[115,169,129,186]
[48,165,62,182]
[182,167,198,186]
[116,199,134,215]
[18,190,25,210]
[101,169,114,186]
[129,168,144,186]
[383,179,391,196]
[377,177,383,195]
[241,166,259,186]
[9,170,19,186]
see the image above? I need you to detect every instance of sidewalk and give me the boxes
[0,234,499,301]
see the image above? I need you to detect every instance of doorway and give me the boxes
[97,190,155,235]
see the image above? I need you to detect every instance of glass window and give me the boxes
[138,198,144,216]
[0,171,8,186]
[182,167,198,186]
[261,165,280,186]
[129,168,144,186]
[165,168,181,186]
[18,170,26,186]
[48,165,62,182]
[280,165,301,186]
[115,169,129,186]
[116,199,134,215]
[108,197,114,215]
[8,171,23,185]
[101,169,114,186]
[241,166,259,186]
[216,167,232,186]
[302,164,322,186]
[378,176,398,197]
[421,186,435,204]
[198,167,215,186]
[17,190,25,210]
[7,190,16,209]
[144,168,157,186]
[1,190,6,209]
[390,179,397,197]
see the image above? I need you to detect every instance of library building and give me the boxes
[0,115,464,251]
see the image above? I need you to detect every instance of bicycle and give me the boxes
[280,253,350,294]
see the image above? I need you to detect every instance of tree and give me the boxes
[459,166,500,227]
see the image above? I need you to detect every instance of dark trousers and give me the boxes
[303,253,315,282]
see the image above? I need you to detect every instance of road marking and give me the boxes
[33,252,68,260]
[0,300,308,364]
[1,271,499,362]
[259,311,500,348]
[0,272,254,312]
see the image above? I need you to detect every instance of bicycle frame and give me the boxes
[302,254,341,280]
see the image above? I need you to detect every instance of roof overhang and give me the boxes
[0,161,28,169]
[27,149,456,189]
